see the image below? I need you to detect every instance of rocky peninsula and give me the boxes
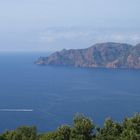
[35,42,140,69]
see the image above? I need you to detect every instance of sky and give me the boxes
[0,0,140,52]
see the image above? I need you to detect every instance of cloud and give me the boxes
[2,27,139,52]
[39,27,140,46]
[39,28,92,43]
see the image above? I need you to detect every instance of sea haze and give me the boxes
[0,53,140,132]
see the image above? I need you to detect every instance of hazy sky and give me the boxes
[0,0,140,52]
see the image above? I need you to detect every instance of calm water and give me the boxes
[0,53,140,132]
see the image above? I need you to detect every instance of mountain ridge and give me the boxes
[35,42,140,69]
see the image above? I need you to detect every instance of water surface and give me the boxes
[0,53,140,132]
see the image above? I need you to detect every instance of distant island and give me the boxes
[35,42,140,69]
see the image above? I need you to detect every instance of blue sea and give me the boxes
[0,52,140,132]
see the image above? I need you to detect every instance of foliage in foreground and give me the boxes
[0,113,140,140]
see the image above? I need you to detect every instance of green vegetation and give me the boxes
[0,113,140,140]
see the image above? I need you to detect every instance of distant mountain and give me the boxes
[35,42,140,69]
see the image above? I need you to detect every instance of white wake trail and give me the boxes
[0,109,34,112]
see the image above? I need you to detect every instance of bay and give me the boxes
[0,53,140,132]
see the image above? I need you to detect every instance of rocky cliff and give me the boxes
[35,42,140,69]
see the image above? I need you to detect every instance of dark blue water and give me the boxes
[0,53,140,132]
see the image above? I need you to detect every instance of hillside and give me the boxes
[35,42,140,69]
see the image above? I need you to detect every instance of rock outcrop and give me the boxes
[35,42,140,69]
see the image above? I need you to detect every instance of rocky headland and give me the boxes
[35,42,140,69]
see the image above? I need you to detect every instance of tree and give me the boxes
[39,132,58,140]
[96,118,122,140]
[1,113,140,140]
[120,114,140,140]
[71,114,95,140]
[57,125,71,140]
[1,126,37,140]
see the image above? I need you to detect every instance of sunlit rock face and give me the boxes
[35,42,140,69]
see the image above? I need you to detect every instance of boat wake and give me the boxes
[0,109,34,112]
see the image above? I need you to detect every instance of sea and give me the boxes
[0,52,140,132]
